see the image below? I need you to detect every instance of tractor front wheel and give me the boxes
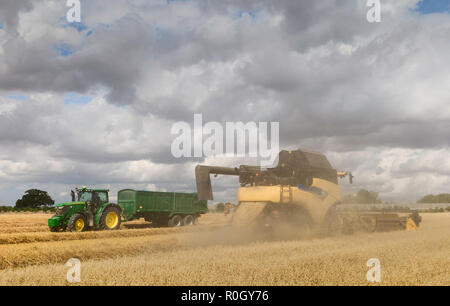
[68,213,87,232]
[99,206,122,230]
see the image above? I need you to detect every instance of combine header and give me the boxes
[196,150,421,236]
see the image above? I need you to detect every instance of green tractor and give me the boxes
[48,187,122,232]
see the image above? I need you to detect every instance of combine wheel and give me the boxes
[183,215,195,226]
[359,216,377,232]
[68,213,87,232]
[168,215,183,227]
[321,204,353,236]
[99,206,122,230]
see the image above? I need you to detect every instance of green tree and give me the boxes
[356,189,381,204]
[417,193,450,203]
[15,189,55,209]
[342,189,381,204]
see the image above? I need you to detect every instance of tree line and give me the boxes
[342,189,450,204]
[417,193,450,203]
[1,188,449,214]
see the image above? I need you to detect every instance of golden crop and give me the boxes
[0,212,449,285]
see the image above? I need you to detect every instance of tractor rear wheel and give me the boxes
[99,206,122,230]
[168,215,183,227]
[68,213,87,232]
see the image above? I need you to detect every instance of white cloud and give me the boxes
[0,0,448,205]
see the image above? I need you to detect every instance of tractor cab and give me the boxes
[74,187,109,206]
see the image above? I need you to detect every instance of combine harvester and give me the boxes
[195,150,421,236]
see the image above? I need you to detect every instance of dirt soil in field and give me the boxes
[0,212,449,285]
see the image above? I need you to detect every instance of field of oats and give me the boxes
[0,212,449,285]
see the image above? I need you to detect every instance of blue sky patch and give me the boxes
[416,0,450,14]
[59,16,88,32]
[64,93,93,105]
[0,22,3,30]
[54,44,75,57]
[232,9,259,21]
[4,94,29,101]
[64,21,88,32]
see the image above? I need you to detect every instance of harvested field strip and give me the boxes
[1,213,448,285]
[0,224,48,229]
[0,225,220,245]
[0,214,450,285]
[0,226,50,234]
[0,222,48,228]
[0,214,50,223]
[0,234,183,269]
[1,217,449,285]
[0,222,47,226]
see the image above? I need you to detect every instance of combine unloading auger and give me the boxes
[195,150,421,237]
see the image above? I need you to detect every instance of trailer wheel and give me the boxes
[68,213,87,232]
[168,215,183,227]
[100,206,121,230]
[183,215,195,226]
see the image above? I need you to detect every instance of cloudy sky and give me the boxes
[0,0,449,205]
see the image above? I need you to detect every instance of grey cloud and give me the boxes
[0,0,34,33]
[0,0,449,204]
[0,12,152,105]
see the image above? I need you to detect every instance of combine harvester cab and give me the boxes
[195,149,421,237]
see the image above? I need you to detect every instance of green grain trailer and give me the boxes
[118,189,208,227]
